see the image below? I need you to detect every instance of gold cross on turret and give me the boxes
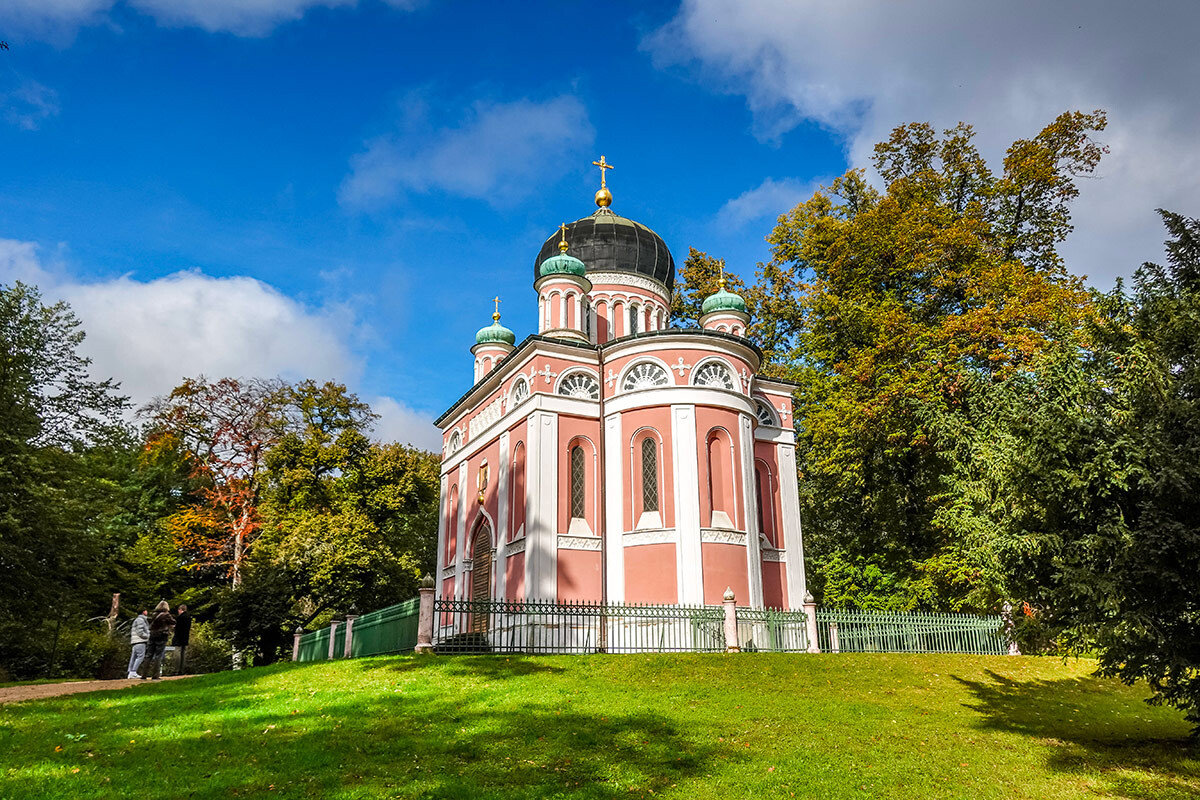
[592,155,614,188]
[558,223,569,253]
[493,296,501,321]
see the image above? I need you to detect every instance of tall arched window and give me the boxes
[641,438,659,513]
[510,442,526,541]
[706,429,735,529]
[755,461,777,547]
[445,484,459,565]
[629,303,640,334]
[570,445,586,519]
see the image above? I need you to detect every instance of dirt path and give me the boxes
[0,675,193,705]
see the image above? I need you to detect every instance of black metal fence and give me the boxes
[434,598,731,654]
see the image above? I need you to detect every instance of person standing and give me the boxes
[126,609,150,679]
[173,604,192,674]
[143,601,175,681]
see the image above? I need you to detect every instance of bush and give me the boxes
[183,622,233,674]
[55,627,127,680]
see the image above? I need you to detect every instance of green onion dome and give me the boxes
[475,313,516,346]
[702,282,748,315]
[538,237,587,278]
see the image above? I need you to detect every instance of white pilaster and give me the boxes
[604,412,624,603]
[496,431,510,602]
[739,414,765,608]
[526,411,559,601]
[456,460,468,601]
[672,404,703,604]
[777,443,808,608]
[435,473,448,598]
[559,293,567,330]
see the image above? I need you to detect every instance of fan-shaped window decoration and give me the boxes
[621,362,669,392]
[755,399,776,427]
[558,372,600,400]
[641,438,659,513]
[448,431,462,454]
[693,361,735,390]
[510,378,529,407]
[570,445,586,519]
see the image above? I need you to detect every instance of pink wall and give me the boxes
[618,407,675,531]
[753,441,783,547]
[505,552,525,601]
[624,543,677,604]
[557,549,602,602]
[701,542,749,606]
[557,415,601,535]
[762,561,788,609]
[696,406,746,530]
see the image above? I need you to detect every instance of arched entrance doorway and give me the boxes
[469,519,493,632]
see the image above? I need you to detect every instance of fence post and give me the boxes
[1002,602,1022,656]
[829,621,841,653]
[292,626,303,662]
[415,574,436,654]
[328,619,340,660]
[343,608,358,659]
[723,588,739,653]
[803,593,820,653]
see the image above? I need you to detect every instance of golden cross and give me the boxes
[493,296,501,321]
[558,223,569,252]
[592,155,614,188]
[718,263,726,289]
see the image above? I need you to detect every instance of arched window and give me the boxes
[630,303,640,334]
[510,442,526,541]
[754,399,776,427]
[706,429,736,529]
[693,360,735,389]
[755,460,777,547]
[448,431,462,454]
[641,438,659,513]
[558,372,600,399]
[570,445,586,519]
[445,484,459,565]
[621,361,669,392]
[510,377,529,408]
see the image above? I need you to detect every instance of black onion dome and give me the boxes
[535,208,675,293]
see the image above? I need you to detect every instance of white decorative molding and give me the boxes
[701,528,747,545]
[556,370,600,399]
[692,358,737,390]
[622,528,678,546]
[621,361,670,392]
[468,396,504,439]
[534,363,558,385]
[557,535,602,551]
[586,271,670,298]
[442,564,456,578]
[670,357,691,377]
[461,558,473,572]
[503,538,526,556]
[761,548,786,563]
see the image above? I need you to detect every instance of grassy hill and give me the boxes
[0,654,1196,799]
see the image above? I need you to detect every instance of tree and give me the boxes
[734,112,1105,610]
[951,211,1200,728]
[142,377,286,587]
[0,282,128,676]
[670,249,749,327]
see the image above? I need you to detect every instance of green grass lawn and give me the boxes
[0,654,1196,799]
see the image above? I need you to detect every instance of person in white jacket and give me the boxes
[126,610,150,679]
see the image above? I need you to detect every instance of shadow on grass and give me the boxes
[358,654,568,680]
[954,669,1199,800]
[0,658,711,800]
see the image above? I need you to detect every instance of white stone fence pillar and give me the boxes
[723,588,739,652]
[343,610,359,658]
[292,626,303,662]
[828,621,841,653]
[415,574,436,654]
[327,619,340,660]
[803,593,820,653]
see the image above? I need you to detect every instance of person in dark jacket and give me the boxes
[172,604,192,674]
[143,600,175,681]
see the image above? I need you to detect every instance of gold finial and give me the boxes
[592,155,614,208]
[558,222,569,253]
[719,263,726,290]
[493,296,501,322]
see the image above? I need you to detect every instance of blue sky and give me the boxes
[2,1,1197,447]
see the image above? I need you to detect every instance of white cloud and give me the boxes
[369,396,441,450]
[340,95,595,209]
[1,81,61,131]
[648,0,1200,285]
[3,240,441,447]
[716,177,822,229]
[0,0,421,37]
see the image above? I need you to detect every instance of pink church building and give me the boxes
[434,162,808,610]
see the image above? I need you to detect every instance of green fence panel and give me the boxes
[350,597,421,657]
[297,626,330,663]
[814,608,1006,655]
[736,607,809,652]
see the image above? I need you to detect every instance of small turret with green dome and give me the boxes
[475,299,516,346]
[701,275,748,315]
[538,223,586,278]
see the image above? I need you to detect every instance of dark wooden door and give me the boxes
[470,523,492,632]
